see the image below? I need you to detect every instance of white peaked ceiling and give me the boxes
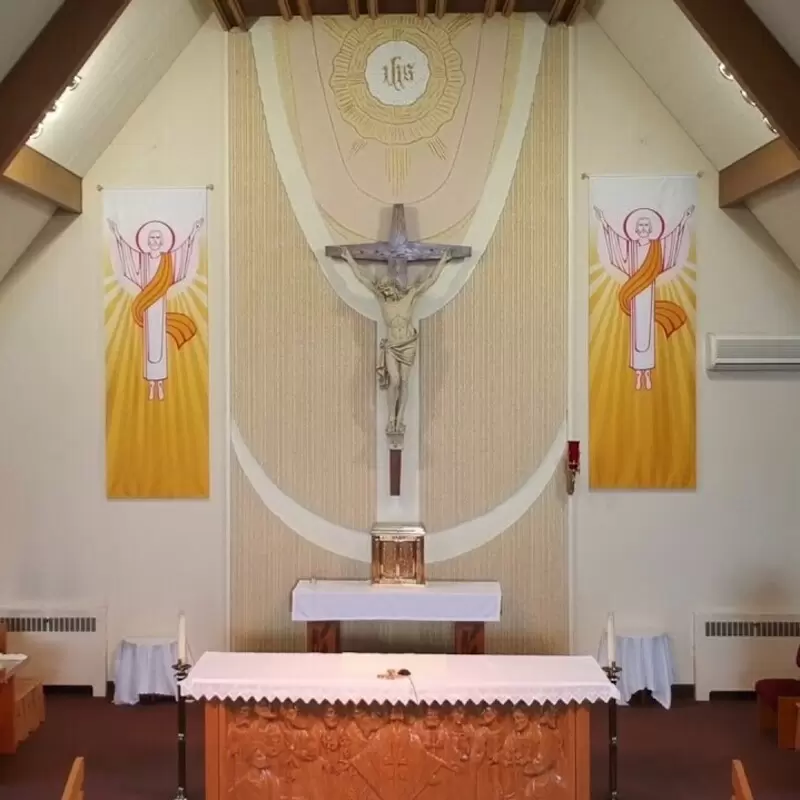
[591,0,800,269]
[0,0,210,286]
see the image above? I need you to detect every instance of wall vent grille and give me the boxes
[0,616,97,634]
[704,619,800,638]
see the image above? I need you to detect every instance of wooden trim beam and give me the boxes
[296,0,313,21]
[367,0,379,19]
[209,0,236,28]
[2,146,82,214]
[673,0,800,159]
[720,138,800,207]
[0,0,132,174]
[550,0,584,24]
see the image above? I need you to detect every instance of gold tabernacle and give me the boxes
[370,523,425,585]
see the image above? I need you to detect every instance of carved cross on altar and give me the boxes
[325,205,471,498]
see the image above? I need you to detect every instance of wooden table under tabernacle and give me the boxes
[181,651,619,800]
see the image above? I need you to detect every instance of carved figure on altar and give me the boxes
[473,705,505,800]
[341,247,451,438]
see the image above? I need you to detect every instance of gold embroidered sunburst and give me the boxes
[328,15,465,148]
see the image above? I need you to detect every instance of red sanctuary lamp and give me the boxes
[566,440,580,495]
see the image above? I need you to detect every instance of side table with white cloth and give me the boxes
[292,579,502,654]
[183,651,618,800]
[599,629,676,708]
[114,637,183,705]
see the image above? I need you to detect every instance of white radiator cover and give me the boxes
[693,612,800,701]
[0,607,107,697]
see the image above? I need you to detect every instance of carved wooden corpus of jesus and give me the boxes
[326,204,471,496]
[342,246,448,440]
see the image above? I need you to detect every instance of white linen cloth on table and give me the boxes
[291,580,502,622]
[113,637,180,705]
[180,651,619,707]
[598,631,675,709]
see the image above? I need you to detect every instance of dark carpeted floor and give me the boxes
[0,695,798,799]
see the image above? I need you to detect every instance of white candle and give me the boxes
[607,613,616,665]
[178,613,187,664]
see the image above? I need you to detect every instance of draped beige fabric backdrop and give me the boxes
[229,25,568,654]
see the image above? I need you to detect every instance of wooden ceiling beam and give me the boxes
[549,0,584,24]
[0,0,131,174]
[239,0,551,15]
[719,138,800,208]
[209,0,236,28]
[673,0,800,163]
[1,146,82,215]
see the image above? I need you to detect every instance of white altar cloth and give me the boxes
[181,651,619,706]
[291,579,502,622]
[0,654,27,679]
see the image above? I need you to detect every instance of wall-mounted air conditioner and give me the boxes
[706,334,800,372]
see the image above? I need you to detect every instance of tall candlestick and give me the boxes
[178,613,187,664]
[607,613,616,665]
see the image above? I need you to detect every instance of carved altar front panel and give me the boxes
[205,700,588,800]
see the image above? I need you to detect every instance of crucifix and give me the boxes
[325,204,471,498]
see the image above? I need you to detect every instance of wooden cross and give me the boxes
[325,204,471,498]
[325,204,470,286]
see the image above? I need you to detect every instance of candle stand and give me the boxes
[172,659,190,800]
[603,661,622,800]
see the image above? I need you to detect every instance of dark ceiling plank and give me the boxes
[241,0,550,13]
[719,138,800,208]
[209,0,236,28]
[549,0,584,23]
[295,0,313,20]
[227,0,249,25]
[2,145,82,214]
[276,0,293,19]
[673,0,800,161]
[0,0,132,174]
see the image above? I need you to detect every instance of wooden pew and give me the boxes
[732,759,754,800]
[61,757,85,800]
[0,621,46,753]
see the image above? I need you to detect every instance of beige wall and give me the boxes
[572,16,800,681]
[0,20,228,670]
[230,27,569,654]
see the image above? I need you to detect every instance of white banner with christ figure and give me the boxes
[589,175,697,490]
[103,187,209,499]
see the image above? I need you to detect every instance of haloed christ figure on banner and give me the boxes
[108,217,204,401]
[594,204,694,391]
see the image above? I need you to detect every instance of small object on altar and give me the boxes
[371,523,425,585]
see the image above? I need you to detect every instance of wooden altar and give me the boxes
[183,652,618,800]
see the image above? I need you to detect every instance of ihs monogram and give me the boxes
[382,56,416,91]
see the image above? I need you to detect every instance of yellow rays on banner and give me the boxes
[589,252,697,490]
[104,252,209,498]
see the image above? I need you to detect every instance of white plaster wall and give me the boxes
[571,17,800,682]
[0,19,228,673]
